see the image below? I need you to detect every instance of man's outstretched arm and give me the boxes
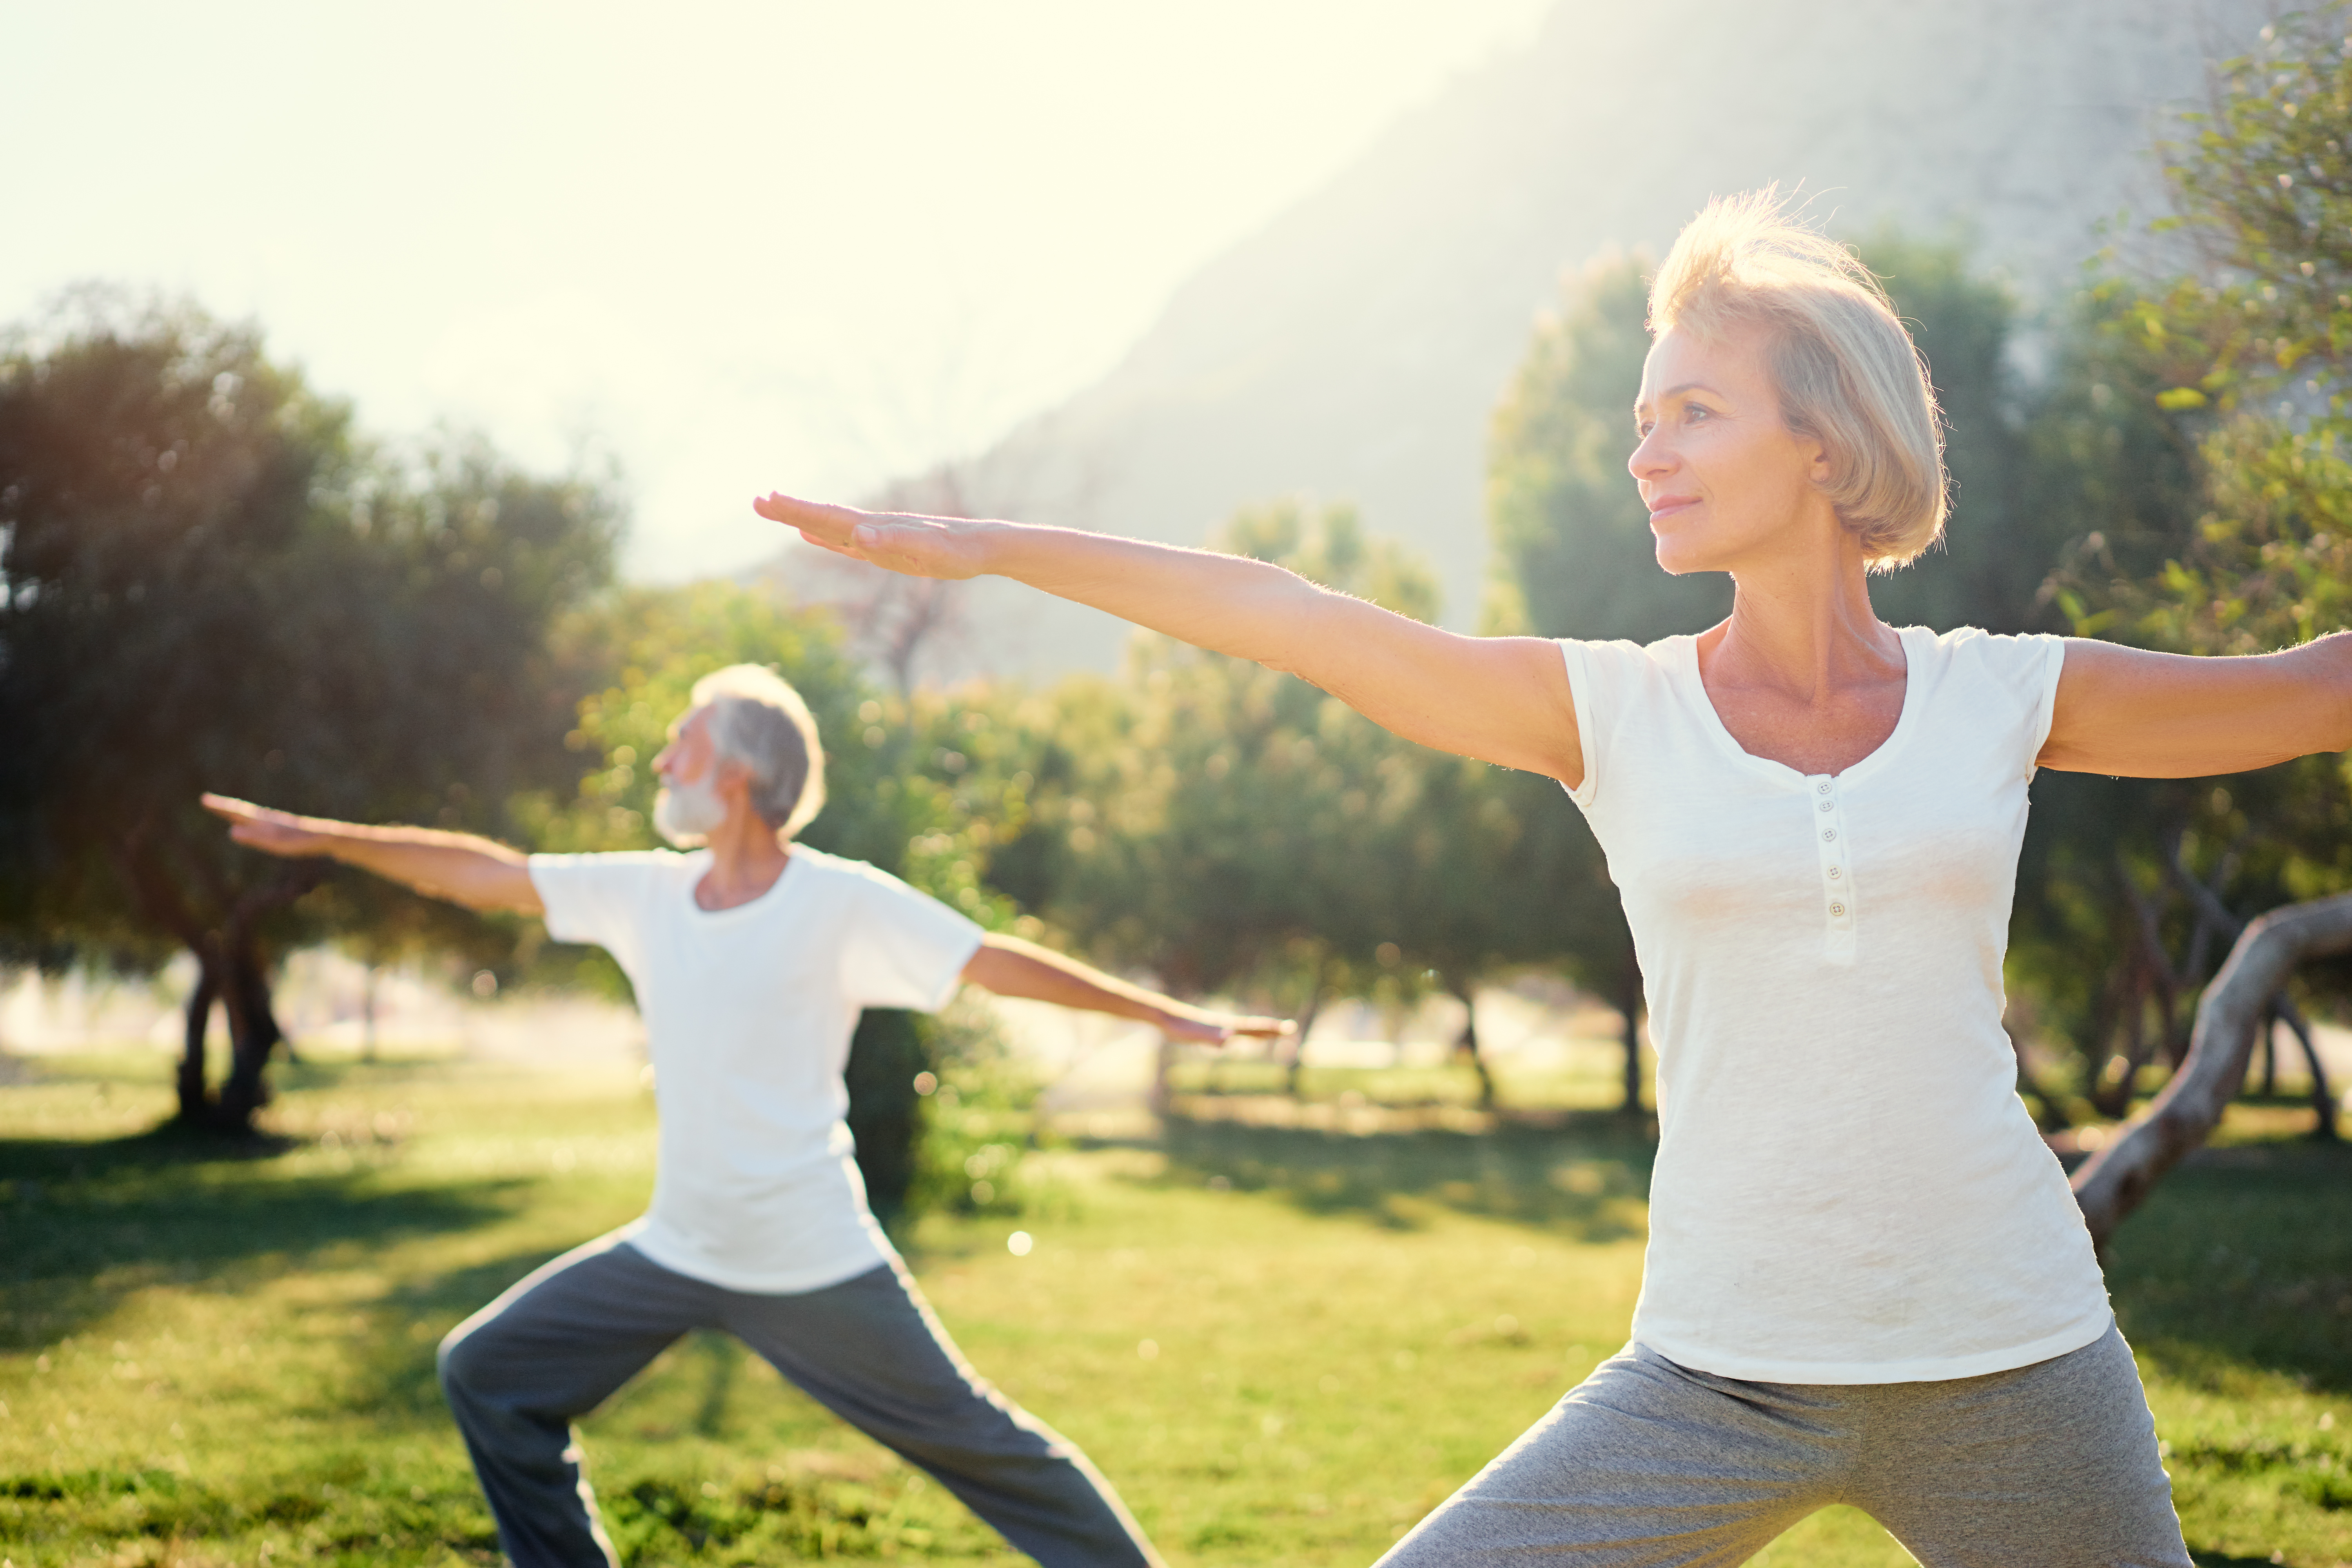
[960,934,1292,1045]
[201,794,544,915]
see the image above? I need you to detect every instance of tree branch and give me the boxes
[2073,890,2352,1248]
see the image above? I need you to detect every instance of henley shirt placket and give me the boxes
[1809,774,1857,964]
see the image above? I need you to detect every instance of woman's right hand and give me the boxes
[753,494,991,581]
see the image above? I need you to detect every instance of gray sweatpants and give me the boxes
[1378,1325,2188,1567]
[437,1231,1161,1568]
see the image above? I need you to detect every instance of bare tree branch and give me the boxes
[2073,891,2352,1248]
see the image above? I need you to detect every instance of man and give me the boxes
[203,663,1286,1568]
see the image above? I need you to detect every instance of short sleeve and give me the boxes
[529,851,678,951]
[1555,637,1652,810]
[839,864,986,1011]
[2024,633,2068,771]
[1944,629,2069,780]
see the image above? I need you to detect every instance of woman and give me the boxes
[756,192,2347,1564]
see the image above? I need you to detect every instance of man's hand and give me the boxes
[961,934,1295,1049]
[1156,1008,1295,1048]
[202,794,337,857]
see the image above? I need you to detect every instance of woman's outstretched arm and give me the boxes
[754,494,1585,784]
[2040,635,2352,778]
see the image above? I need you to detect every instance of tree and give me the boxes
[2037,6,2352,1149]
[1369,753,1630,1109]
[1031,505,1409,1062]
[1486,254,1727,645]
[2074,890,2352,1244]
[0,296,618,1131]
[1011,498,1625,1109]
[986,501,1439,1099]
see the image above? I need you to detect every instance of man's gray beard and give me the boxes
[653,776,728,846]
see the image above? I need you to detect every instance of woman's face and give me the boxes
[1628,319,1831,577]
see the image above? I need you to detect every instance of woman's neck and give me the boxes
[1692,523,1909,777]
[1702,524,1900,702]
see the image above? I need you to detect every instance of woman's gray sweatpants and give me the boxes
[1378,1324,2188,1567]
[436,1231,1161,1568]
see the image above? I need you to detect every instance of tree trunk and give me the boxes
[1284,974,1326,1099]
[2073,890,2352,1249]
[178,962,219,1125]
[1613,952,1645,1117]
[1452,983,1494,1110]
[2089,959,2153,1120]
[362,964,379,1063]
[215,940,287,1129]
[1149,1034,1177,1121]
[2273,1001,2339,1142]
[118,820,322,1134]
[2121,868,2189,1069]
[2007,1022,2071,1132]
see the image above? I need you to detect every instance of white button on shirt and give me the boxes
[1557,626,2110,1384]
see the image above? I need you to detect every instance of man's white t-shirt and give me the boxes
[529,845,984,1294]
[1559,625,2112,1383]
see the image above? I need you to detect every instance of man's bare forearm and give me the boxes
[321,823,536,911]
[961,933,1241,1031]
[963,934,1181,1025]
[205,793,543,915]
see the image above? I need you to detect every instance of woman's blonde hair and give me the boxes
[1648,188,1947,568]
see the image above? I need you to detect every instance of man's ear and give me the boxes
[713,755,758,807]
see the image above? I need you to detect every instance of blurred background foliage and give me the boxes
[9,14,2352,1222]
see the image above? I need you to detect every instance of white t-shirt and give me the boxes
[529,845,984,1293]
[1559,625,2112,1383]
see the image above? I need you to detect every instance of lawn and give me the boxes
[1,1050,2347,1566]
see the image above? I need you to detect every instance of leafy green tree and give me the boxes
[1980,276,2210,1121]
[1366,751,1631,1108]
[1020,499,1625,1107]
[1486,255,1725,642]
[1860,237,2063,634]
[0,296,617,1131]
[2027,7,2352,1133]
[1040,506,1412,1014]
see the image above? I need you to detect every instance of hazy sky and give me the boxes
[7,1,1552,581]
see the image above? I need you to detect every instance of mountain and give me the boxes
[846,0,2271,680]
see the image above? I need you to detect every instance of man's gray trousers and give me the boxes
[437,1230,1160,1568]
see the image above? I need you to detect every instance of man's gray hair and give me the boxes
[689,664,827,839]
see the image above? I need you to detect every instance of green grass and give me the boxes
[2,1052,2348,1566]
[1165,1046,1642,1113]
